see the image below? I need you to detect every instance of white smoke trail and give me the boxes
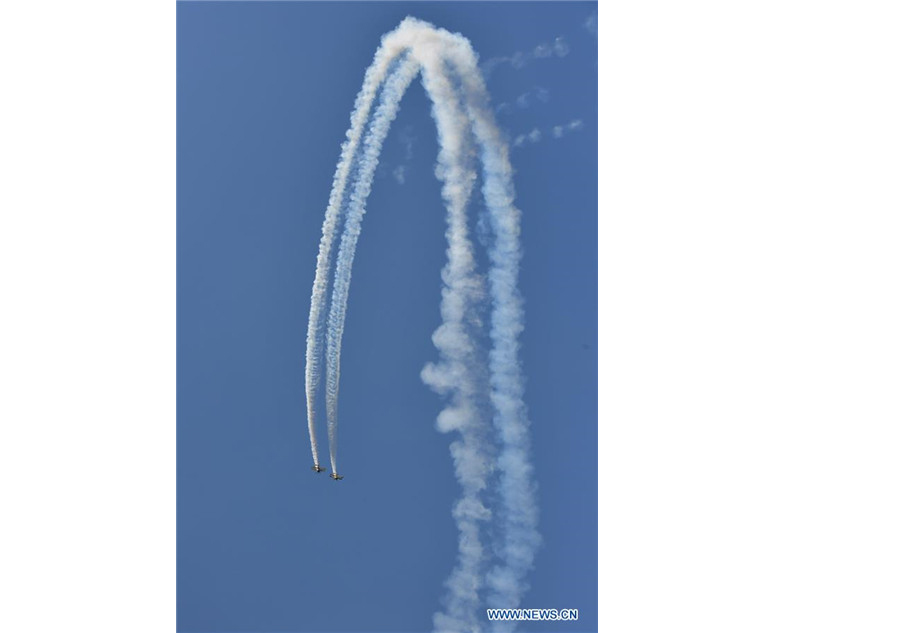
[450,57,541,622]
[408,34,493,633]
[308,17,539,632]
[304,33,419,468]
[324,54,422,474]
[422,28,541,624]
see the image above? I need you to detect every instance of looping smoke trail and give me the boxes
[306,18,539,632]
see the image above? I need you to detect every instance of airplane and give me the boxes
[330,473,344,481]
[311,464,325,473]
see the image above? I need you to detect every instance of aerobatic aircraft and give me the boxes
[311,464,325,473]
[330,473,344,481]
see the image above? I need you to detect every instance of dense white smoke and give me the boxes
[305,18,539,632]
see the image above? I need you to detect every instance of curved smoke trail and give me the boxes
[306,18,539,632]
[324,54,422,474]
[304,36,420,469]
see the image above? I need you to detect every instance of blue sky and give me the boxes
[177,3,598,631]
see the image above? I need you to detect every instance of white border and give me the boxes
[599,2,900,631]
[0,2,174,632]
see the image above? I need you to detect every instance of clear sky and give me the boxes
[177,2,598,632]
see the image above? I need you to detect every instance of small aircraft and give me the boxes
[330,473,344,481]
[311,464,325,473]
